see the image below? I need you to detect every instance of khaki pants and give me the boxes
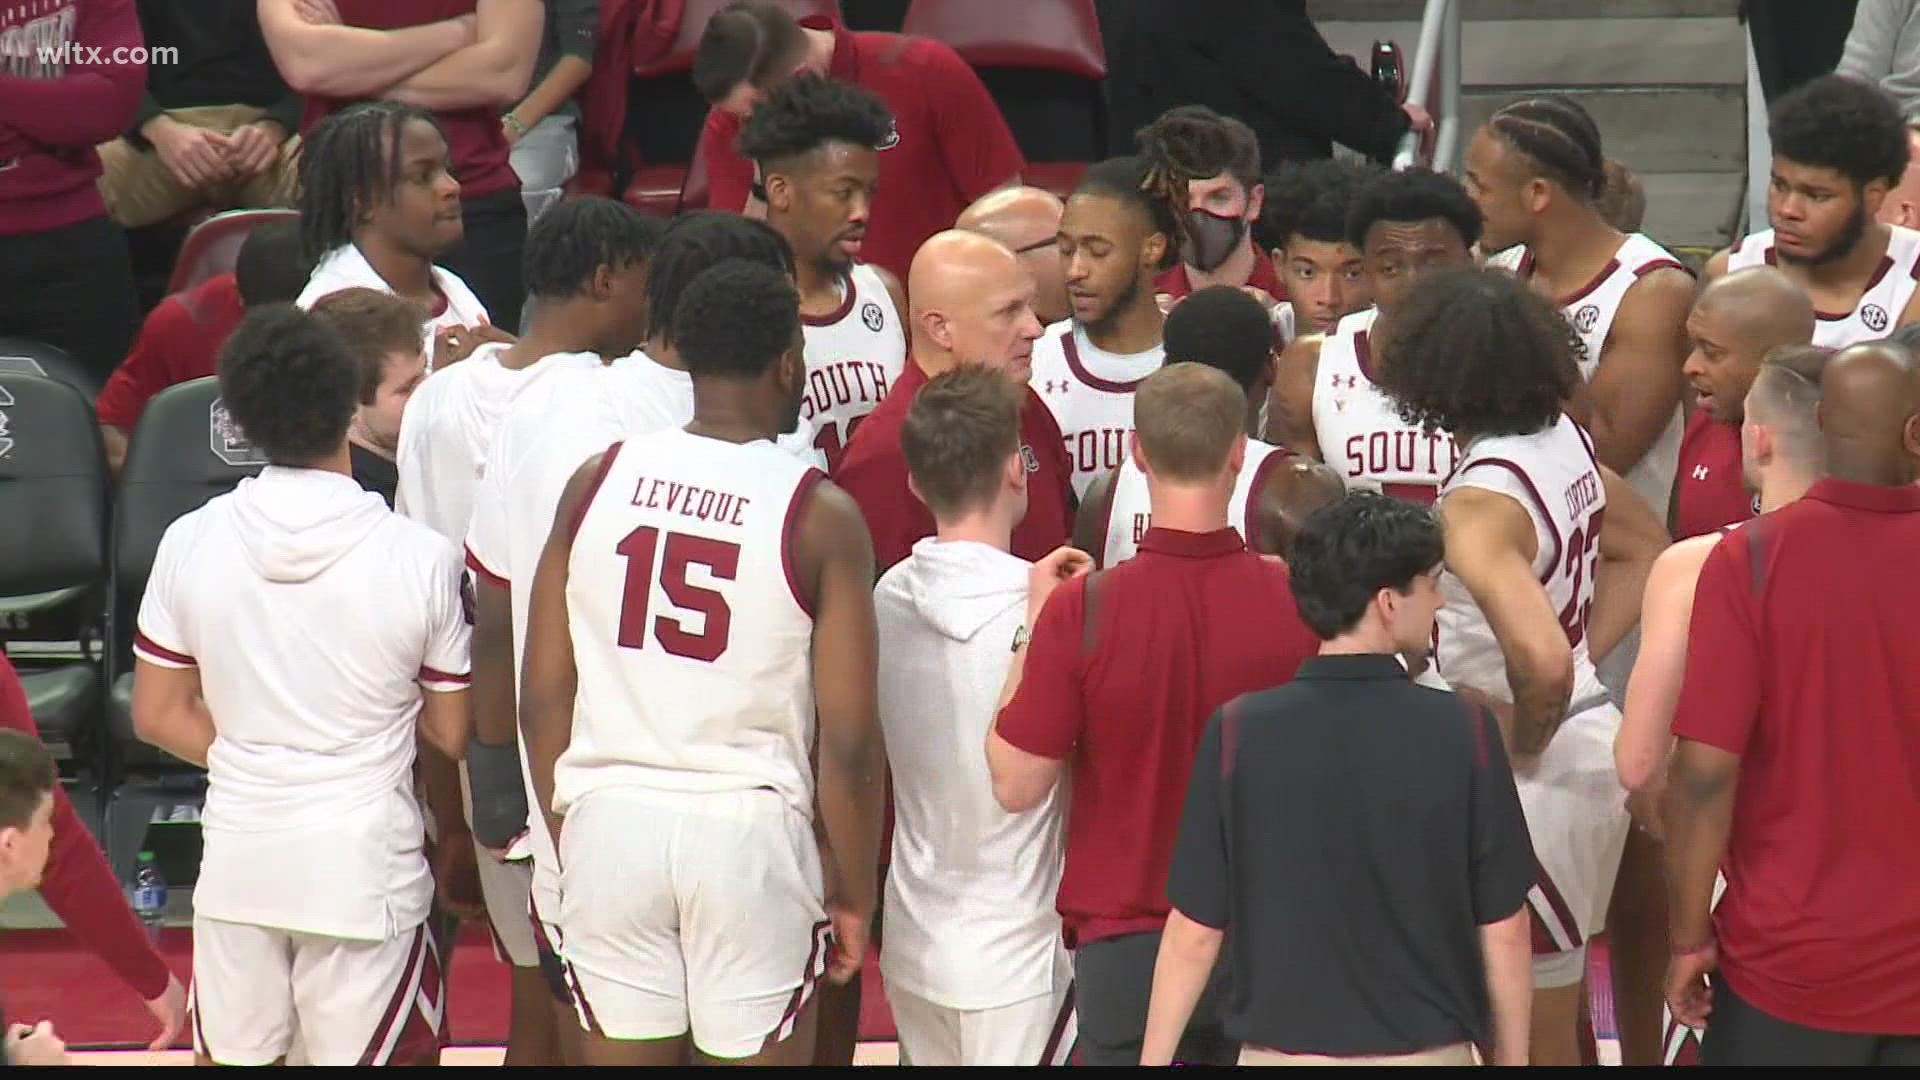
[97,104,300,229]
[1240,1042,1477,1066]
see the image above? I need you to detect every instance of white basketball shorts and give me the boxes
[888,941,1078,1066]
[557,786,830,1059]
[190,916,444,1065]
[1517,697,1632,989]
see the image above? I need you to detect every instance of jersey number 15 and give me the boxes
[616,525,740,662]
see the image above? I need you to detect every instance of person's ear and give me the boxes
[1144,231,1169,273]
[922,310,955,354]
[1246,182,1266,223]
[907,472,928,509]
[1129,430,1148,474]
[1227,432,1248,475]
[590,263,616,303]
[1005,447,1028,496]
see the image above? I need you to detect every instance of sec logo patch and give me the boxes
[1862,304,1890,332]
[1573,304,1601,333]
[861,301,884,332]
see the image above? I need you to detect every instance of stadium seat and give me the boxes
[0,370,109,761]
[901,0,1107,198]
[624,0,844,216]
[166,208,299,296]
[0,337,103,403]
[103,376,266,881]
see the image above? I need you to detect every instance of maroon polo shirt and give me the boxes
[995,527,1319,947]
[1671,409,1756,540]
[301,0,519,198]
[1153,239,1287,304]
[699,17,1025,280]
[1674,479,1920,1034]
[834,357,1073,571]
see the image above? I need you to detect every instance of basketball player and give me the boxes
[294,102,503,367]
[1265,167,1481,502]
[519,260,883,1065]
[1029,155,1173,497]
[1616,345,1827,1068]
[1371,266,1668,1066]
[395,196,662,1066]
[1134,106,1284,307]
[1706,73,1920,347]
[464,212,798,1063]
[1468,97,1695,523]
[1077,285,1343,565]
[737,73,909,469]
[1257,158,1383,336]
[131,305,471,1066]
[957,185,1071,327]
[876,367,1077,1066]
[1672,268,1816,539]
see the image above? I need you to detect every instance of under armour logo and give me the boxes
[1693,465,1709,480]
[1333,375,1358,389]
[1043,379,1069,394]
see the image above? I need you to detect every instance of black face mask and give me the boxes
[1184,208,1248,272]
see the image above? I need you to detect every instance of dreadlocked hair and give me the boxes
[1134,106,1262,252]
[1487,96,1607,202]
[1371,265,1581,438]
[297,101,444,262]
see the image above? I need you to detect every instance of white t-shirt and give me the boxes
[464,348,698,916]
[134,467,470,942]
[296,244,490,369]
[873,537,1067,1010]
[394,345,599,545]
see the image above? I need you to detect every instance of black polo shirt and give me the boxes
[1166,653,1534,1057]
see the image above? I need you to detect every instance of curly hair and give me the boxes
[735,72,895,169]
[1346,167,1483,251]
[673,259,801,380]
[1486,96,1607,201]
[1287,491,1444,639]
[297,101,444,262]
[1135,106,1262,257]
[1770,73,1909,188]
[644,212,795,344]
[217,305,360,464]
[522,196,668,300]
[1372,266,1580,438]
[1072,154,1180,268]
[1256,158,1383,250]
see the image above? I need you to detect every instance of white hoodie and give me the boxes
[134,466,471,941]
[874,537,1068,1011]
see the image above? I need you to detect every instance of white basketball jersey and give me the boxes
[1029,320,1165,498]
[1311,307,1459,503]
[1435,413,1611,711]
[1502,235,1688,520]
[799,262,906,469]
[1727,225,1920,348]
[1098,440,1286,567]
[553,429,823,819]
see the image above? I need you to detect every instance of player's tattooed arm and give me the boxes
[1262,335,1324,456]
[130,663,215,769]
[520,453,601,850]
[1250,456,1345,558]
[1589,465,1669,664]
[1437,488,1574,760]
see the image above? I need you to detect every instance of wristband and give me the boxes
[467,737,530,848]
[503,112,528,137]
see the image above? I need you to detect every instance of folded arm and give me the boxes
[257,0,472,100]
[384,0,543,111]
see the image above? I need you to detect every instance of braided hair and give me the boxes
[297,101,445,262]
[1486,96,1607,202]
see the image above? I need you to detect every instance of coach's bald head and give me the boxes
[957,186,1069,325]
[1684,266,1816,421]
[1818,341,1920,485]
[908,230,1045,380]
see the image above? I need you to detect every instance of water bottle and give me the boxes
[131,851,167,939]
[1372,40,1404,103]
